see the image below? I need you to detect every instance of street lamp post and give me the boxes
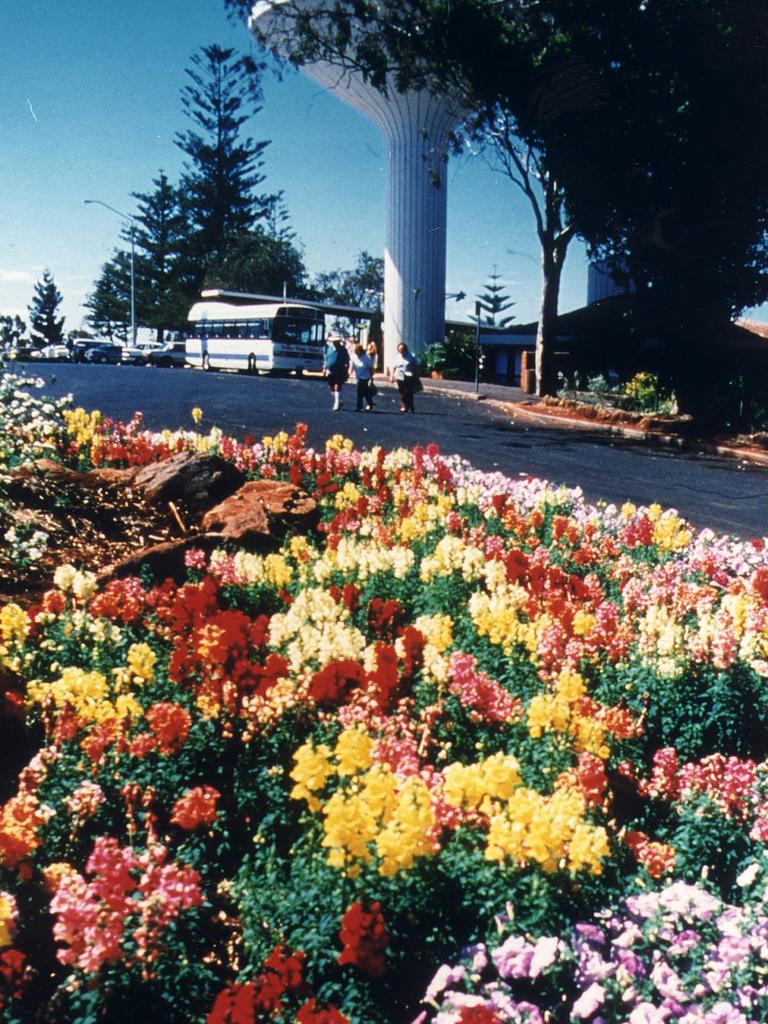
[474,300,481,396]
[84,199,136,345]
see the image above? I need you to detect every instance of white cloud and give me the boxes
[0,268,36,284]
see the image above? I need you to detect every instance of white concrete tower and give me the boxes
[250,1,458,367]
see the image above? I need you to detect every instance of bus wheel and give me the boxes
[202,353,211,372]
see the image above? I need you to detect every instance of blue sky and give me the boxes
[3,1,763,334]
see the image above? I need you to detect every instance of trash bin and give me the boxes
[521,368,536,394]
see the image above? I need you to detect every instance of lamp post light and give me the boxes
[84,199,137,345]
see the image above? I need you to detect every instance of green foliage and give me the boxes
[28,269,65,345]
[204,227,308,298]
[623,371,674,414]
[176,44,275,276]
[130,171,189,337]
[475,268,515,328]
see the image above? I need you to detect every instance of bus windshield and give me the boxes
[272,316,323,346]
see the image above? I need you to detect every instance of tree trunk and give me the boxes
[535,252,563,397]
[666,329,723,427]
[645,282,730,428]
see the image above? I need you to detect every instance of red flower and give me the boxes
[367,597,406,640]
[624,830,676,878]
[400,626,425,681]
[146,702,192,753]
[262,944,306,994]
[81,718,123,763]
[0,948,28,1007]
[206,946,305,1023]
[367,642,400,710]
[337,901,389,977]
[128,733,158,759]
[457,1008,503,1023]
[40,589,66,615]
[89,577,146,624]
[171,786,221,830]
[296,997,349,1023]
[206,982,257,1024]
[309,660,366,706]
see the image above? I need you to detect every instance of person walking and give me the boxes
[389,341,419,413]
[324,337,350,410]
[366,338,379,371]
[350,343,374,411]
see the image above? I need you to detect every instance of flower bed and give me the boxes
[2,373,768,1022]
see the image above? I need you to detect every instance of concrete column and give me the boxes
[250,3,458,369]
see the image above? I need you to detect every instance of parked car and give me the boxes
[72,339,111,362]
[34,344,71,361]
[84,343,123,365]
[4,345,35,361]
[121,341,163,365]
[146,341,188,368]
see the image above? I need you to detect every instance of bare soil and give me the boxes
[0,467,185,608]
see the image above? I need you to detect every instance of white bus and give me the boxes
[186,300,326,375]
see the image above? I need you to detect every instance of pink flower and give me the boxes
[702,1004,748,1024]
[571,983,605,1019]
[424,963,466,1002]
[629,1003,671,1024]
[529,937,561,978]
[649,961,687,1003]
[492,935,534,979]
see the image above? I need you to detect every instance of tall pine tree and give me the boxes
[85,254,132,341]
[175,44,275,290]
[476,268,515,327]
[28,269,65,345]
[130,171,187,339]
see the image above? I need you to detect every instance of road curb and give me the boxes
[416,378,768,469]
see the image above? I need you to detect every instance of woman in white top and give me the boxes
[389,342,418,413]
[350,343,374,411]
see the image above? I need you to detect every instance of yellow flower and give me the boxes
[126,642,156,684]
[413,614,453,653]
[27,667,119,722]
[375,776,436,876]
[53,564,77,592]
[652,510,692,552]
[71,570,97,602]
[555,669,587,702]
[0,892,17,947]
[289,740,334,811]
[0,603,30,646]
[335,481,362,510]
[334,726,373,776]
[191,406,203,424]
[443,753,522,813]
[325,434,354,453]
[485,786,608,874]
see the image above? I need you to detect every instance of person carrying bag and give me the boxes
[390,342,420,413]
[350,343,375,411]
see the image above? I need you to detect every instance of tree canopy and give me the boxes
[176,44,275,270]
[28,270,65,345]
[244,0,768,418]
[130,172,188,341]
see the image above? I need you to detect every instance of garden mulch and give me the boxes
[0,465,186,608]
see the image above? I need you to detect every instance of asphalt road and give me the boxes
[30,363,768,540]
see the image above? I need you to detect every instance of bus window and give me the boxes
[273,316,319,346]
